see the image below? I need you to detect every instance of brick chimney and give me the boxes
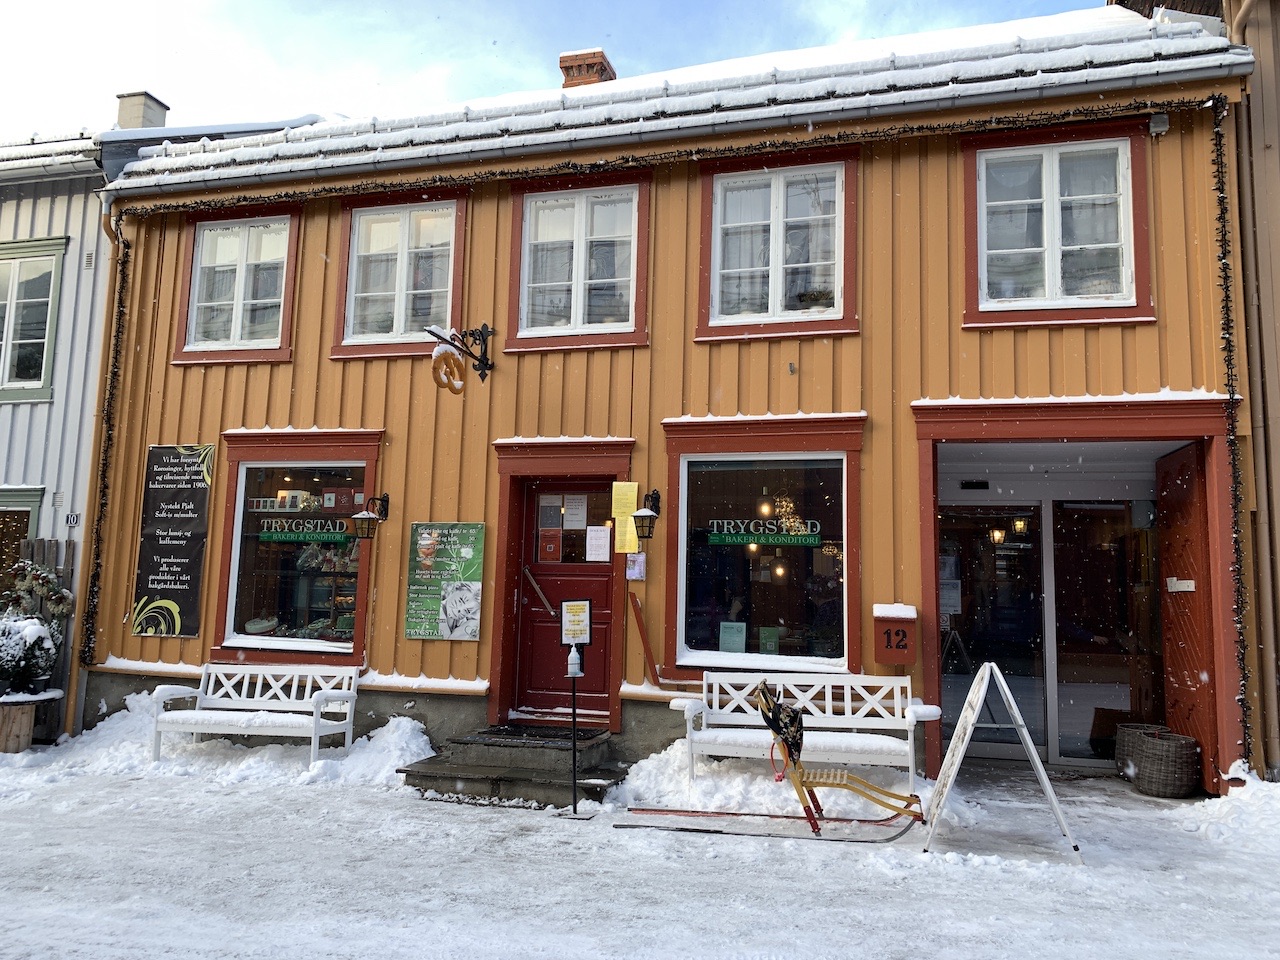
[559,49,617,88]
[116,91,170,129]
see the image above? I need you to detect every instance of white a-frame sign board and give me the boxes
[924,662,1083,863]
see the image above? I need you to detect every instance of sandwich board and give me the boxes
[924,662,1083,863]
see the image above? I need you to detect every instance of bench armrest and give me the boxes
[669,696,709,734]
[668,697,706,720]
[312,690,357,719]
[153,685,199,706]
[906,702,942,724]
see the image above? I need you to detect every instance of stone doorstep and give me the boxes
[442,727,614,775]
[398,756,630,807]
[450,726,611,750]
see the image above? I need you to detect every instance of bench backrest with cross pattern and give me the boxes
[701,672,915,732]
[197,664,360,714]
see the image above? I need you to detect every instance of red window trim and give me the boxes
[504,171,651,354]
[962,120,1154,328]
[173,206,302,366]
[211,429,385,666]
[696,148,859,342]
[661,414,865,679]
[331,189,470,360]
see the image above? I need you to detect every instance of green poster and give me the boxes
[405,522,485,640]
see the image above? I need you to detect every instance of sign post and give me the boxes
[561,599,592,813]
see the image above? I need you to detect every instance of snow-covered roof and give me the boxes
[0,133,100,184]
[105,7,1251,202]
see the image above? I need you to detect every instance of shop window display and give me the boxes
[228,465,366,651]
[681,457,845,662]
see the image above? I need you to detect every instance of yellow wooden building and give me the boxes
[70,7,1265,793]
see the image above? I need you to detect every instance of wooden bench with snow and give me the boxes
[151,663,360,765]
[670,671,940,794]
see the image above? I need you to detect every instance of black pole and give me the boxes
[570,658,579,814]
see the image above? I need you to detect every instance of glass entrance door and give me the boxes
[939,507,1045,754]
[939,501,1163,765]
[1051,502,1163,762]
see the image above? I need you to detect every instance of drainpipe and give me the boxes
[1232,0,1280,778]
[63,206,126,738]
[1232,0,1257,45]
[1239,103,1280,777]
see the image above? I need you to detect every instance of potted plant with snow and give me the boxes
[0,620,23,697]
[18,626,59,694]
[0,560,72,691]
[0,560,72,753]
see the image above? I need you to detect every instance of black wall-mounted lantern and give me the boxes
[632,489,661,541]
[352,493,390,540]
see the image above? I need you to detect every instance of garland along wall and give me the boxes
[72,85,1260,776]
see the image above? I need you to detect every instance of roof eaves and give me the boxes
[103,36,1253,204]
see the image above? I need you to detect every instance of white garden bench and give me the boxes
[151,663,360,765]
[670,671,941,793]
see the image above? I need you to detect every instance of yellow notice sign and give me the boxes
[560,599,592,646]
[611,482,639,520]
[615,516,639,554]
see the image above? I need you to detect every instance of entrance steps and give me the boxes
[398,725,630,806]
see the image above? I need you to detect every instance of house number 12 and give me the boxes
[872,615,916,665]
[883,627,909,650]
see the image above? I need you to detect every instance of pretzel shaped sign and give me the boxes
[431,351,466,394]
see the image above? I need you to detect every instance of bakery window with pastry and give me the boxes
[227,463,366,654]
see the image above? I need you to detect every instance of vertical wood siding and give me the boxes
[96,102,1250,685]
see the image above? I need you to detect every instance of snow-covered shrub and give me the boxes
[23,625,58,680]
[0,616,31,692]
[0,560,72,694]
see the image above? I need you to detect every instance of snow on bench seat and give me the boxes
[151,663,360,765]
[670,671,940,793]
[154,708,319,732]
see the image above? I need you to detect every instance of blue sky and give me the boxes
[3,0,1098,142]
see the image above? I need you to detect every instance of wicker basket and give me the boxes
[1133,731,1201,798]
[1114,723,1168,778]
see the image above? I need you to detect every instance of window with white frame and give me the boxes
[711,164,842,324]
[679,456,846,665]
[227,463,366,653]
[978,139,1134,309]
[519,186,637,335]
[188,217,289,348]
[0,238,64,397]
[346,202,455,341]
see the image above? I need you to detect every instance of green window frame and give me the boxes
[0,237,67,403]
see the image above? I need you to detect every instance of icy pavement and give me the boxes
[0,693,1277,959]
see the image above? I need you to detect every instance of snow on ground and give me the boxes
[1,696,1278,959]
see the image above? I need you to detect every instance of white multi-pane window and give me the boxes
[188,218,289,348]
[0,250,56,389]
[520,186,637,335]
[978,139,1134,309]
[679,455,846,664]
[711,164,842,324]
[346,203,455,341]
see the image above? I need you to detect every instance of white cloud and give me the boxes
[0,0,1100,142]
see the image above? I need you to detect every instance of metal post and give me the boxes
[571,669,579,814]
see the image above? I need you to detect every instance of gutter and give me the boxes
[0,156,100,185]
[100,59,1255,208]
